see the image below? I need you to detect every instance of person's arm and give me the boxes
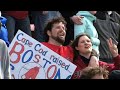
[70,15,84,25]
[102,38,120,71]
[1,40,11,79]
[59,11,83,25]
[108,38,120,69]
[107,38,118,58]
[88,49,99,67]
[88,56,99,67]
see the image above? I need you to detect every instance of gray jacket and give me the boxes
[94,12,120,63]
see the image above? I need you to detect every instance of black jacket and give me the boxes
[59,11,78,45]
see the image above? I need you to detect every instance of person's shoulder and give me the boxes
[0,39,6,49]
[41,42,47,45]
[41,42,59,49]
[63,45,72,49]
[0,39,6,45]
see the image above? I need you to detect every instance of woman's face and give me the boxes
[75,35,92,55]
[89,11,97,15]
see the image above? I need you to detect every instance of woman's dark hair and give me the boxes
[44,17,67,42]
[71,33,92,61]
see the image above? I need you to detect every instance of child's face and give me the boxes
[91,74,104,79]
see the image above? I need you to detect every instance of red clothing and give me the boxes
[3,11,28,19]
[72,55,120,79]
[42,42,74,62]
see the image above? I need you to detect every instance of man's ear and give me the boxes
[47,30,51,37]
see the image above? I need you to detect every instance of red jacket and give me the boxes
[2,11,28,19]
[42,42,74,62]
[72,55,120,79]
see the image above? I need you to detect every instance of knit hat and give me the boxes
[109,70,120,79]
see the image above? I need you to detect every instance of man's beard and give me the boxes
[51,35,65,45]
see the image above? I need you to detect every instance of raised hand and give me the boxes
[107,38,118,57]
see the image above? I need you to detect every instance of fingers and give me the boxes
[107,39,111,49]
[107,38,118,57]
[107,38,117,49]
[79,16,84,20]
[71,15,83,25]
[107,38,113,48]
[109,38,113,46]
[113,44,117,50]
[78,16,84,24]
[77,16,83,22]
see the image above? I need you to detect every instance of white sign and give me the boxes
[8,30,77,79]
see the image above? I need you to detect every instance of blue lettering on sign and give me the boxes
[34,44,48,56]
[10,64,14,70]
[16,33,33,47]
[17,33,23,41]
[34,44,41,51]
[50,55,70,71]
[54,68,61,79]
[22,50,33,63]
[43,58,51,68]
[66,75,72,79]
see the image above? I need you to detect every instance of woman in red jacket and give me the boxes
[71,33,120,79]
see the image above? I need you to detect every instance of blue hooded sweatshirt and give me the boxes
[0,16,9,47]
[74,11,100,55]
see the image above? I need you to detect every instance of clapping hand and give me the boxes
[107,38,118,57]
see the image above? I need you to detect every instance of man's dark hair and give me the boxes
[44,17,67,42]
